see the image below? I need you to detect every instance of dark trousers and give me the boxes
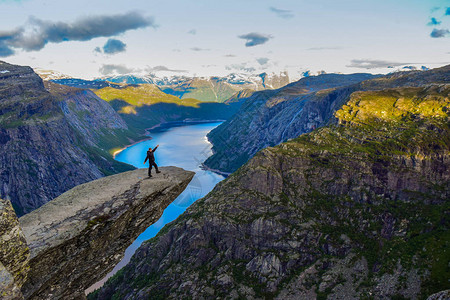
[148,161,159,176]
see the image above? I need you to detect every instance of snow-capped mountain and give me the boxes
[38,69,290,102]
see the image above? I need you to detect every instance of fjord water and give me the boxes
[88,122,224,292]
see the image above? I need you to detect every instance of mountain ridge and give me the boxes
[204,67,450,174]
[90,80,449,300]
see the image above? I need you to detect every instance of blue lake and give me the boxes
[87,122,224,292]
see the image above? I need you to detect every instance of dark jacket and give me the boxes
[144,145,158,163]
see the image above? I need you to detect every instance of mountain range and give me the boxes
[1,61,448,299]
[43,71,290,102]
[204,66,450,174]
[91,66,450,299]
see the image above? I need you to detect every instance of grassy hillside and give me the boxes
[94,84,201,112]
[93,83,243,132]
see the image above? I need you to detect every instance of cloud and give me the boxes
[146,65,187,73]
[446,7,450,15]
[0,11,155,57]
[347,59,407,69]
[99,64,135,75]
[238,32,272,47]
[224,54,236,57]
[102,38,127,54]
[430,28,450,38]
[269,7,294,19]
[427,17,442,26]
[190,47,210,51]
[225,63,256,73]
[187,29,196,35]
[256,57,269,65]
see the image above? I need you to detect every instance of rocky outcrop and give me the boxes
[0,61,137,216]
[205,66,450,174]
[0,198,29,299]
[91,84,449,299]
[18,167,194,299]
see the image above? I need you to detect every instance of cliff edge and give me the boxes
[18,167,194,299]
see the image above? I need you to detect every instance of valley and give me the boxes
[91,79,449,300]
[1,2,449,299]
[0,60,448,300]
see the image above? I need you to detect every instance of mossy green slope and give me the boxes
[94,84,201,111]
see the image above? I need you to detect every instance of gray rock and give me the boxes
[19,167,194,299]
[0,198,29,299]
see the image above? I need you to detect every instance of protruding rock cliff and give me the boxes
[18,167,194,299]
[0,198,29,299]
[0,61,138,216]
[92,84,449,299]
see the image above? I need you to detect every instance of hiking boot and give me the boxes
[156,170,161,173]
[148,175,153,178]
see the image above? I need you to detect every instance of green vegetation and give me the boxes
[271,84,450,297]
[94,84,202,112]
[280,85,449,161]
[88,82,449,299]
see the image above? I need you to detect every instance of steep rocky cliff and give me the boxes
[0,61,137,216]
[0,198,29,299]
[18,167,194,299]
[91,84,449,299]
[204,73,375,173]
[205,67,450,174]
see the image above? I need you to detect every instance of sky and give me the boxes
[0,0,449,80]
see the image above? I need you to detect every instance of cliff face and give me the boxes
[92,84,449,299]
[0,61,136,216]
[0,198,29,299]
[204,73,375,173]
[18,167,194,299]
[205,67,450,174]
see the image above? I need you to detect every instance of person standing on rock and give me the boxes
[144,145,161,178]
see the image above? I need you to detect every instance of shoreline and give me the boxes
[200,163,231,177]
[112,136,153,159]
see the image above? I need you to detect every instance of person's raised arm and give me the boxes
[152,144,159,152]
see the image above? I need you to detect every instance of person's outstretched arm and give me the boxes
[152,144,159,152]
[144,153,148,164]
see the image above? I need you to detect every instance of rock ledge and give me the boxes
[19,167,194,299]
